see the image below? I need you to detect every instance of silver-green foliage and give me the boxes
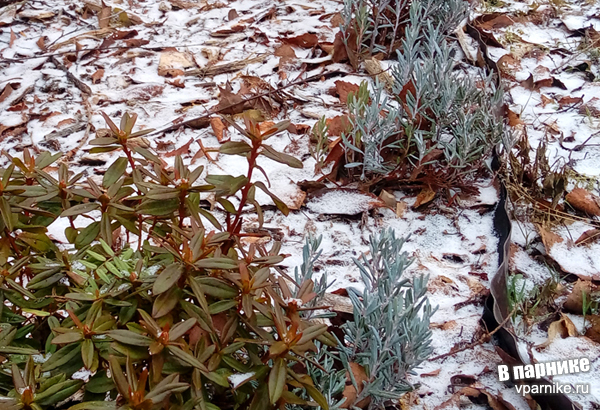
[342,82,404,179]
[339,228,435,407]
[341,0,505,182]
[340,0,468,59]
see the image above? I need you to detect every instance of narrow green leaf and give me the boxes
[268,358,286,404]
[61,202,100,217]
[260,144,303,168]
[107,329,153,346]
[103,157,128,188]
[153,264,184,295]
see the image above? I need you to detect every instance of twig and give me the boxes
[429,306,517,361]
[145,69,346,137]
[50,55,92,95]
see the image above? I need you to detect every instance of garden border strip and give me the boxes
[471,22,583,409]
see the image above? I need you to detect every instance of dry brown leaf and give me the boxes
[420,369,441,377]
[36,36,46,51]
[215,86,248,116]
[396,201,407,218]
[167,78,185,88]
[474,13,515,30]
[165,138,194,157]
[557,96,583,107]
[334,80,360,104]
[584,315,600,344]
[287,189,307,210]
[326,115,351,137]
[505,106,524,127]
[227,9,238,21]
[340,362,370,409]
[575,229,600,245]
[0,84,13,103]
[9,28,16,47]
[537,314,578,348]
[91,68,104,84]
[210,117,227,142]
[274,44,296,59]
[57,118,76,128]
[378,189,396,208]
[563,280,593,313]
[158,51,195,77]
[414,187,436,208]
[565,188,600,216]
[537,225,563,252]
[282,33,319,48]
[98,2,111,28]
[540,94,554,107]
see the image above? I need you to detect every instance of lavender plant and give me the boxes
[339,229,435,408]
[338,0,505,188]
[339,0,468,65]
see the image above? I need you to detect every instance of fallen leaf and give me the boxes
[0,84,14,103]
[537,225,563,252]
[334,80,360,104]
[340,362,370,409]
[9,28,16,47]
[158,51,195,77]
[167,78,185,88]
[537,314,578,348]
[378,189,396,208]
[36,36,46,51]
[98,2,111,28]
[326,115,351,137]
[563,280,593,313]
[420,369,441,377]
[474,13,515,30]
[414,187,436,208]
[575,229,600,245]
[584,315,600,344]
[505,106,524,126]
[282,33,318,48]
[557,96,583,107]
[57,118,76,128]
[540,94,554,107]
[396,201,407,218]
[274,44,296,59]
[227,9,238,21]
[165,138,194,157]
[91,68,105,84]
[210,117,227,142]
[565,188,600,216]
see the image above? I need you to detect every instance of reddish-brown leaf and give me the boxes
[282,33,318,48]
[210,117,227,142]
[165,138,194,157]
[575,229,600,245]
[326,115,351,137]
[98,3,111,28]
[414,187,436,208]
[57,118,76,128]
[557,95,583,107]
[91,68,105,84]
[0,84,14,103]
[274,44,296,59]
[9,29,16,47]
[566,188,600,216]
[334,80,360,104]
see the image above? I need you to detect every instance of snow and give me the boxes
[228,372,255,389]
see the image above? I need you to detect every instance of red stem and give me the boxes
[228,142,260,235]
